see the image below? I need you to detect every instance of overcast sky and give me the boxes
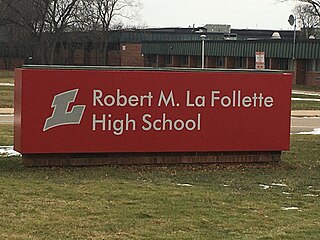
[138,0,298,30]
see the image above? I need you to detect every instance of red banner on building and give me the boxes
[14,68,292,154]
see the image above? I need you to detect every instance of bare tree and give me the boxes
[281,0,320,17]
[294,3,320,38]
[0,0,141,65]
[80,0,141,65]
[0,0,50,63]
[304,0,320,17]
[0,0,49,39]
[0,0,81,64]
[44,0,80,64]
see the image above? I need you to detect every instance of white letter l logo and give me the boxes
[43,89,86,131]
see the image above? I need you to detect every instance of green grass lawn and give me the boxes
[291,93,320,110]
[0,123,320,239]
[293,84,320,93]
[0,70,14,84]
[291,100,320,110]
[0,71,14,108]
[0,124,13,145]
[0,86,14,108]
[0,78,14,84]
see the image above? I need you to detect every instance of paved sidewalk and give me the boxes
[292,90,320,97]
[291,110,320,117]
[0,108,14,114]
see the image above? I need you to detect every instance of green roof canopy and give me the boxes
[142,40,320,59]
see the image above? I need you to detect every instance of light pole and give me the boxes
[200,34,206,69]
[288,15,297,65]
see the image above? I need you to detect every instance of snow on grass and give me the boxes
[0,146,21,157]
[297,128,320,135]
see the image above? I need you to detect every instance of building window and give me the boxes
[164,55,172,65]
[317,60,320,71]
[180,55,188,66]
[307,59,319,71]
[147,55,157,64]
[235,57,246,69]
[196,56,202,67]
[288,59,294,70]
[278,58,289,70]
[307,60,315,71]
[265,58,270,69]
[107,43,120,51]
[216,57,225,67]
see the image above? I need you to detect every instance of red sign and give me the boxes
[256,52,265,69]
[14,68,292,154]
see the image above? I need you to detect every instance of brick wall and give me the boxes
[306,72,320,87]
[88,50,99,65]
[172,55,180,67]
[144,55,157,67]
[206,57,216,68]
[226,57,235,68]
[72,49,84,65]
[157,55,165,67]
[247,57,255,69]
[270,59,278,69]
[107,50,121,66]
[188,56,197,68]
[120,43,144,66]
[294,59,307,85]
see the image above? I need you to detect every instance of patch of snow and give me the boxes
[296,128,320,135]
[0,83,14,87]
[282,206,299,211]
[292,90,320,97]
[271,183,288,187]
[259,184,270,190]
[177,183,193,187]
[259,183,288,190]
[0,146,21,157]
[304,194,318,197]
[302,117,320,119]
[291,98,320,102]
[282,192,291,195]
[223,184,230,187]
